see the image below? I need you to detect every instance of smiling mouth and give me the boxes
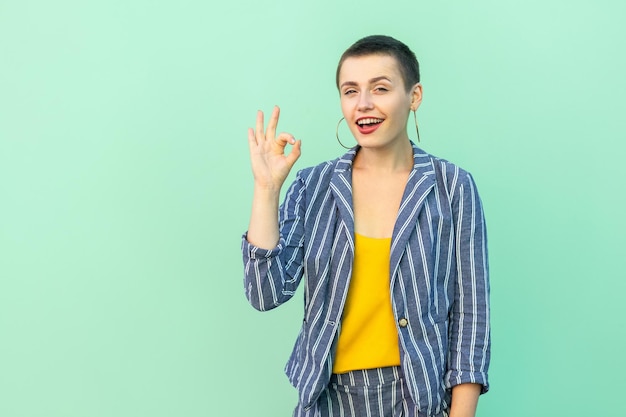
[356,117,384,134]
[356,117,384,127]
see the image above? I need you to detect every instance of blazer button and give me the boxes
[398,318,408,328]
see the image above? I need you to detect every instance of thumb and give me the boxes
[285,140,302,166]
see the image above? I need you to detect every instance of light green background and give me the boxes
[1,1,625,416]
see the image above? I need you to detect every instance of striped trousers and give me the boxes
[306,366,449,417]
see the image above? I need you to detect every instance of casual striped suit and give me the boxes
[242,143,490,416]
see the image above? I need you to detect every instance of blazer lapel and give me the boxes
[329,148,357,245]
[390,144,436,280]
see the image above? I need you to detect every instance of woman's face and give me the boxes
[338,54,422,150]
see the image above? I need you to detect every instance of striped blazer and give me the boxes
[242,143,490,416]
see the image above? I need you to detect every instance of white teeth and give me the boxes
[357,118,383,126]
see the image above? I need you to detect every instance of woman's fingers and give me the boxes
[275,133,301,168]
[285,139,302,166]
[251,107,280,146]
[249,108,299,162]
[254,110,265,144]
[274,131,296,148]
[247,108,301,188]
[266,106,280,142]
[247,127,261,152]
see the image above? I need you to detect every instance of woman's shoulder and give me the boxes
[294,152,352,183]
[415,146,476,191]
[297,159,335,177]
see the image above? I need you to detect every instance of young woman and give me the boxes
[242,35,490,417]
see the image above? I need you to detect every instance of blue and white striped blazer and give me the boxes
[242,143,490,416]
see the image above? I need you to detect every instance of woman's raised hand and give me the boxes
[247,106,302,191]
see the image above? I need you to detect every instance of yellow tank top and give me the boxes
[332,233,401,374]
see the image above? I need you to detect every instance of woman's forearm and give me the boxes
[246,185,281,250]
[449,383,481,417]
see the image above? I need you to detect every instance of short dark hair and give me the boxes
[336,35,420,92]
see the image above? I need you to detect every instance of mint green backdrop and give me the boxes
[1,1,624,416]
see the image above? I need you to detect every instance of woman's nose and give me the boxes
[357,92,374,111]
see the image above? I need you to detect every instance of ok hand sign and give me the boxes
[247,106,302,191]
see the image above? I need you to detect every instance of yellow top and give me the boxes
[332,233,401,374]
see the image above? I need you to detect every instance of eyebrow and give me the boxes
[340,76,392,89]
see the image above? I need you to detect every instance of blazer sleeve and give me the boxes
[444,171,491,393]
[241,171,307,311]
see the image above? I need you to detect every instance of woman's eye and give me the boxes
[375,87,388,92]
[343,89,357,96]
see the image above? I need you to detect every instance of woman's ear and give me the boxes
[410,83,423,111]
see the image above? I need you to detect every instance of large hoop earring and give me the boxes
[413,110,420,143]
[335,117,353,149]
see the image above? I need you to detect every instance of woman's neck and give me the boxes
[352,140,414,173]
